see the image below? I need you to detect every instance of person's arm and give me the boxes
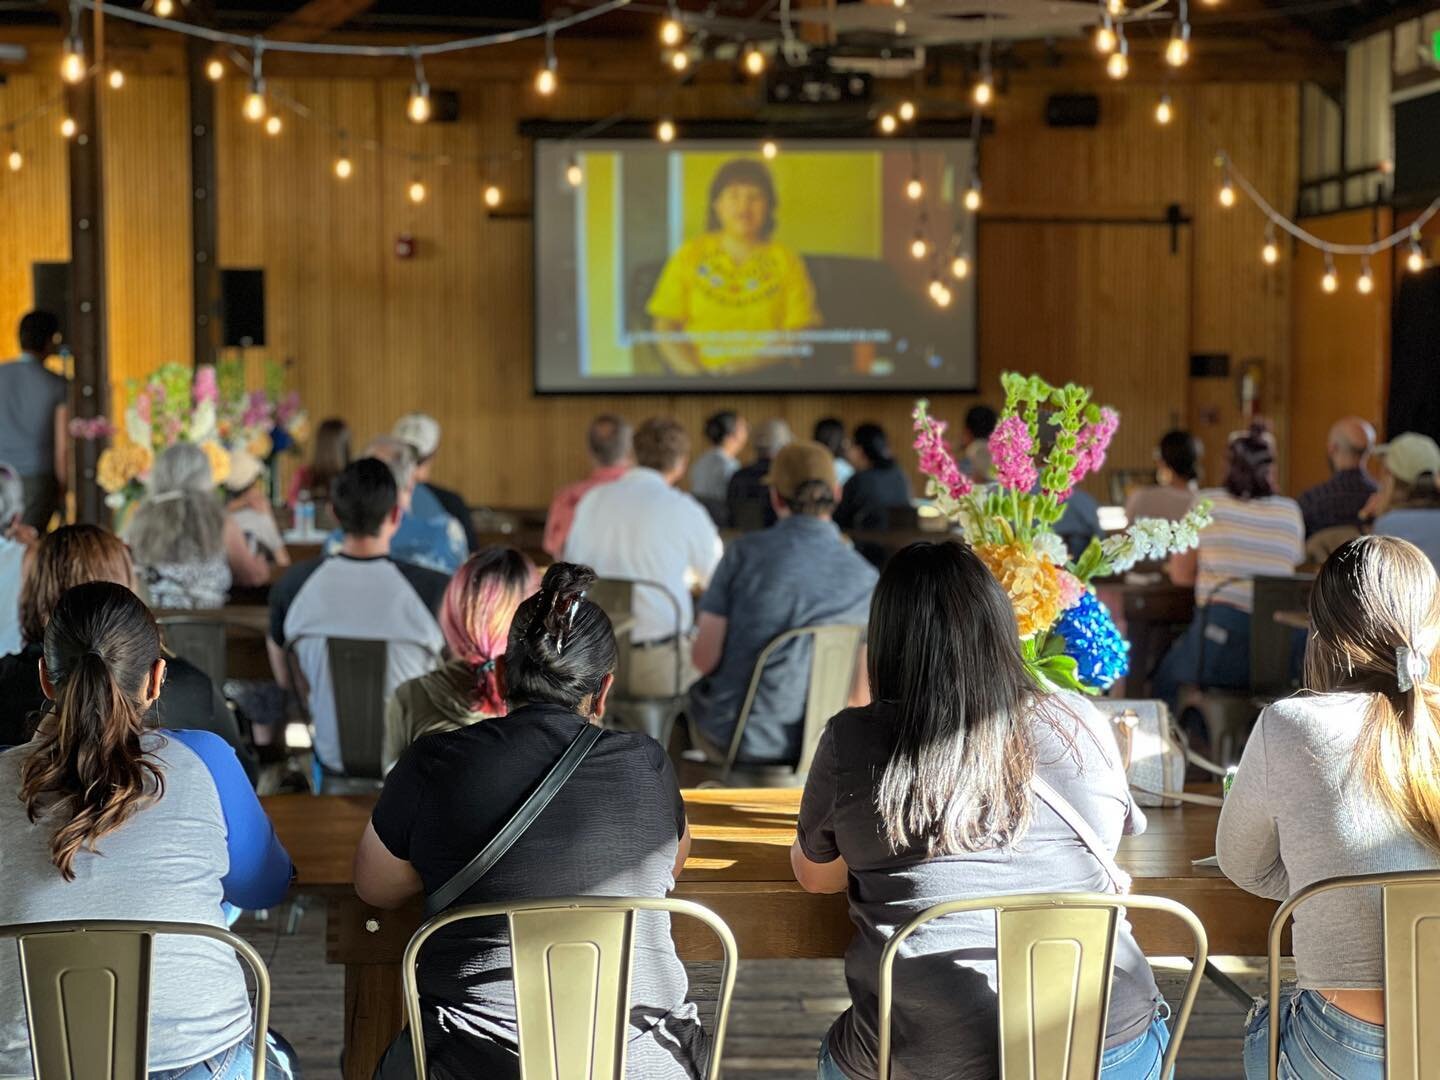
[1167,546,1198,587]
[792,725,849,893]
[53,402,69,492]
[692,612,727,677]
[353,822,425,909]
[168,729,293,908]
[266,638,291,691]
[791,840,850,894]
[672,823,693,881]
[1216,714,1289,901]
[224,517,270,588]
[847,644,870,708]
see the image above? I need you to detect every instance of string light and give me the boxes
[107,68,125,89]
[910,233,929,260]
[1408,233,1426,273]
[59,117,77,139]
[936,284,953,308]
[898,100,916,123]
[963,176,982,212]
[905,175,923,201]
[657,118,676,143]
[973,74,994,107]
[743,47,765,76]
[408,178,426,204]
[1106,31,1129,79]
[879,113,898,135]
[243,44,266,121]
[6,146,21,172]
[1106,0,1126,15]
[536,30,558,95]
[669,49,690,73]
[1218,166,1236,207]
[660,6,684,47]
[1321,253,1338,293]
[1094,14,1117,53]
[1357,257,1374,294]
[1262,222,1279,265]
[1155,93,1173,125]
[61,33,86,85]
[894,17,907,34]
[565,157,583,187]
[407,51,431,124]
[761,139,778,160]
[484,184,502,208]
[206,58,225,81]
[154,0,175,16]
[264,113,283,136]
[951,253,971,279]
[334,154,353,179]
[1166,21,1191,67]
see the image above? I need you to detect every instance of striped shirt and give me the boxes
[1194,489,1305,612]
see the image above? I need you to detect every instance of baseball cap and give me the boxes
[1376,432,1440,485]
[764,440,838,500]
[224,448,264,494]
[393,413,441,460]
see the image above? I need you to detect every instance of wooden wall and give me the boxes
[1,56,1302,507]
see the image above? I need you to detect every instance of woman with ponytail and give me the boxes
[0,582,295,1079]
[356,563,706,1080]
[1219,535,1440,1079]
[381,547,538,771]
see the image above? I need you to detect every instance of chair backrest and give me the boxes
[878,893,1207,1080]
[0,919,270,1080]
[1248,574,1313,697]
[156,616,229,688]
[403,897,738,1080]
[592,577,687,699]
[722,623,864,779]
[885,505,919,532]
[1266,870,1440,1080]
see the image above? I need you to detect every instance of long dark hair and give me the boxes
[869,541,1039,855]
[20,582,166,881]
[503,563,617,712]
[309,418,351,498]
[1225,421,1277,499]
[853,422,895,469]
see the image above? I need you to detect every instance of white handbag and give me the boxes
[1095,699,1224,809]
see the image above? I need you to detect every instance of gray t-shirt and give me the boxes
[798,695,1161,1080]
[1374,508,1440,573]
[0,356,67,475]
[688,448,738,503]
[689,515,877,763]
[1217,693,1440,989]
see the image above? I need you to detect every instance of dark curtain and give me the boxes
[1386,267,1440,441]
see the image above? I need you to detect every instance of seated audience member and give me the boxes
[1367,432,1440,571]
[543,414,633,559]
[393,412,479,554]
[689,410,748,509]
[0,462,34,656]
[1296,416,1377,536]
[1055,487,1103,561]
[0,310,67,532]
[1219,536,1440,1080]
[688,442,876,764]
[0,582,294,1080]
[126,442,269,607]
[566,417,723,697]
[325,436,466,575]
[356,563,706,1080]
[1126,430,1202,524]
[727,418,792,530]
[383,547,538,770]
[286,416,350,510]
[959,404,998,482]
[224,449,290,570]
[835,423,913,532]
[270,459,447,776]
[1154,424,1304,703]
[814,418,855,488]
[793,541,1168,1080]
[0,526,254,777]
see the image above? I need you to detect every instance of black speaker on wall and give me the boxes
[31,262,71,338]
[220,268,266,347]
[1046,94,1100,128]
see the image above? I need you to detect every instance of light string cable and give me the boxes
[1218,151,1440,256]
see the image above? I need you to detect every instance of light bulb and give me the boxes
[407,85,431,124]
[334,155,353,180]
[155,0,174,16]
[963,181,982,212]
[951,254,970,279]
[910,236,928,260]
[905,177,923,201]
[1106,49,1129,79]
[1106,0,1125,15]
[61,43,85,85]
[657,119,676,143]
[1357,263,1374,294]
[1218,181,1236,207]
[879,113,898,134]
[973,78,993,106]
[484,184,502,208]
[1408,240,1426,273]
[1262,239,1279,265]
[535,66,557,96]
[936,284,953,308]
[408,179,426,204]
[660,18,683,46]
[107,68,125,90]
[893,0,904,8]
[243,89,266,122]
[565,159,583,187]
[6,148,20,172]
[761,139,778,160]
[928,278,945,302]
[264,114,283,136]
[898,100,916,122]
[1166,29,1190,67]
[743,48,765,76]
[59,117,77,139]
[1155,94,1173,125]
[1094,22,1117,53]
[894,18,907,34]
[206,58,225,81]
[1322,260,1338,293]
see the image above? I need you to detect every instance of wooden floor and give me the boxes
[238,903,1262,1079]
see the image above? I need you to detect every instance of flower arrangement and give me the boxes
[87,359,308,512]
[914,372,1212,694]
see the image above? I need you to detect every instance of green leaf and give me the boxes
[1072,537,1106,581]
[1028,653,1097,695]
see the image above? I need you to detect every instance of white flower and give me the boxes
[1033,532,1068,566]
[124,407,150,449]
[190,400,217,443]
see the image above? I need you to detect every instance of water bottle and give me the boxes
[296,491,314,539]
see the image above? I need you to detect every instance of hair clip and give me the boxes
[1397,645,1430,693]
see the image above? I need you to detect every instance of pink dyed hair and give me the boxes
[439,547,540,716]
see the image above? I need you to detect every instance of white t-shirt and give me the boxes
[0,537,23,657]
[564,468,724,643]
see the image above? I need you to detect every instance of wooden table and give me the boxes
[263,788,1273,1080]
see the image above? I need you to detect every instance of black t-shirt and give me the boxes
[725,458,777,530]
[834,464,914,532]
[0,644,257,783]
[371,704,703,1079]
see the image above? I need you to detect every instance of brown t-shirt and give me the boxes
[797,695,1162,1080]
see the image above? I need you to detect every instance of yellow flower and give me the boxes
[199,440,231,487]
[96,441,153,493]
[246,431,274,459]
[975,542,1065,640]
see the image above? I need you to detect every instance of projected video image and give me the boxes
[534,138,978,394]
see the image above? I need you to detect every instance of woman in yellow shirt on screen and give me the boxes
[647,158,820,376]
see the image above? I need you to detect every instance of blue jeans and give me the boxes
[815,1014,1171,1079]
[1243,989,1384,1079]
[1153,604,1252,707]
[149,1033,298,1080]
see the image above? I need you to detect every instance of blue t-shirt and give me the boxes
[0,537,23,657]
[688,515,877,763]
[1375,508,1440,572]
[325,483,466,576]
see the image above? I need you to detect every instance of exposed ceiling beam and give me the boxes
[266,0,381,43]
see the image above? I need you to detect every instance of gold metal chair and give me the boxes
[0,919,272,1080]
[402,897,738,1080]
[877,893,1208,1080]
[1265,869,1440,1080]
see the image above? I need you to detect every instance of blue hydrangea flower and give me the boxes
[1054,590,1130,692]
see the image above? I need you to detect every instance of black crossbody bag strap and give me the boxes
[425,723,603,916]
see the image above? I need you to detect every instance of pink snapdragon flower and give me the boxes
[192,365,218,405]
[135,390,152,423]
[242,390,272,429]
[989,415,1039,491]
[1071,407,1119,486]
[912,412,973,500]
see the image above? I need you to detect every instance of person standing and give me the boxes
[0,311,68,532]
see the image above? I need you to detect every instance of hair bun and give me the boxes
[540,562,596,599]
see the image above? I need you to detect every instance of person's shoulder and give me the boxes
[271,555,325,602]
[389,558,449,604]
